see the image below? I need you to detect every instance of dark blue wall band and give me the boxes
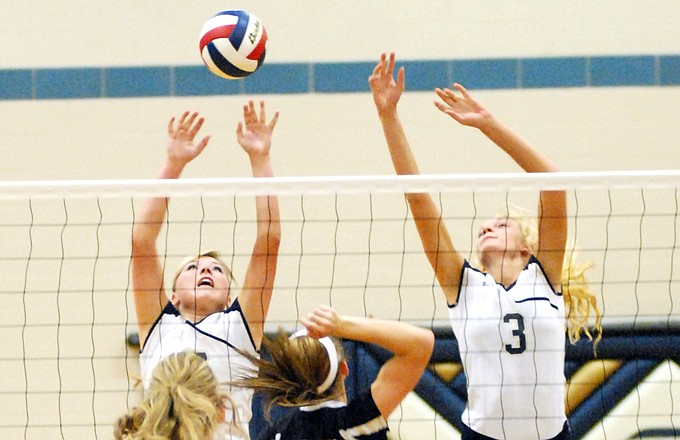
[1,54,678,101]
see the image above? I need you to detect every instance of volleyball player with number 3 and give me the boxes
[130,100,280,439]
[369,52,601,440]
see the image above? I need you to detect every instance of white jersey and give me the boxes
[448,257,567,440]
[140,299,257,440]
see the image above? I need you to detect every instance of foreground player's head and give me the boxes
[234,329,348,419]
[114,351,236,440]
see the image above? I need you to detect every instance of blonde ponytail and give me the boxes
[562,252,602,349]
[114,351,238,440]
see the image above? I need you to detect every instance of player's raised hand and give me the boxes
[369,52,405,116]
[167,111,211,165]
[301,305,342,340]
[434,83,493,129]
[236,100,279,157]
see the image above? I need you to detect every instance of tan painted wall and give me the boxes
[1,1,679,438]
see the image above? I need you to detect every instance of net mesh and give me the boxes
[1,172,679,439]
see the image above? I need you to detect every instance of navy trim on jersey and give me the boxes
[528,255,562,295]
[140,298,257,353]
[449,256,562,310]
[226,299,258,351]
[140,302,178,352]
[448,260,472,308]
[516,296,559,311]
[191,299,256,352]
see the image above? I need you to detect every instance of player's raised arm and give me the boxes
[369,52,464,305]
[131,112,210,345]
[235,100,281,349]
[435,83,567,286]
[303,306,434,419]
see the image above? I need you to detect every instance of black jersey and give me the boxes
[257,390,389,439]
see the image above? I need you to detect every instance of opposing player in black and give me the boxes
[234,305,434,439]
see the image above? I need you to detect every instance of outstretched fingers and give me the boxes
[435,83,470,104]
[435,87,457,104]
[239,100,278,130]
[187,116,205,139]
[385,52,396,76]
[243,100,255,123]
[373,52,387,74]
[237,101,254,138]
[396,65,405,90]
[194,134,210,154]
[371,58,383,76]
[169,111,204,139]
[184,111,198,128]
[370,52,396,83]
[267,110,279,131]
[258,100,266,124]
[168,111,187,135]
[453,82,469,97]
[177,110,190,126]
[168,116,177,135]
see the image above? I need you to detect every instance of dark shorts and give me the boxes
[460,420,572,440]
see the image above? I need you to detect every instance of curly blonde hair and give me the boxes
[487,204,603,349]
[114,351,238,440]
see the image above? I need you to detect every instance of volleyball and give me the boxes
[199,9,268,79]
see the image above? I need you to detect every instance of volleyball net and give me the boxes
[1,171,679,439]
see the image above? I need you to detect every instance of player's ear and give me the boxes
[339,360,349,377]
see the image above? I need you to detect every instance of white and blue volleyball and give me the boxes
[199,10,268,79]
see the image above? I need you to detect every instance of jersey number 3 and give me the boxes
[503,313,526,354]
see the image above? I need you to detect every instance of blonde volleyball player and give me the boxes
[114,352,239,439]
[369,52,601,440]
[131,100,280,439]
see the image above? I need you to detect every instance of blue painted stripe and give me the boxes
[522,57,587,88]
[401,60,449,91]
[591,55,656,86]
[105,67,171,98]
[452,58,518,90]
[0,69,33,100]
[175,65,242,96]
[314,61,376,93]
[36,68,101,100]
[1,54,678,101]
[660,55,680,86]
[244,62,308,95]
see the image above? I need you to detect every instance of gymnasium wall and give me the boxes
[1,1,679,439]
[2,1,680,181]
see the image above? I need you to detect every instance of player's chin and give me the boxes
[477,246,510,261]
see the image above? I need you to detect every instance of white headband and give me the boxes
[289,329,339,394]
